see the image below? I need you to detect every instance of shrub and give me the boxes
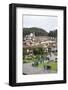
[33,47,44,55]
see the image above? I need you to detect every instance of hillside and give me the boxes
[23,27,57,37]
[23,27,48,37]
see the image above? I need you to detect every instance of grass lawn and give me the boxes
[23,55,57,72]
[38,60,57,71]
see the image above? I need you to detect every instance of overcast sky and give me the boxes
[23,15,58,32]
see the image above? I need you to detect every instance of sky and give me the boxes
[23,15,58,32]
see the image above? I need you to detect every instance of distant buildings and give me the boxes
[23,32,57,57]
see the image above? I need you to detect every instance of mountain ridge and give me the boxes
[23,27,57,37]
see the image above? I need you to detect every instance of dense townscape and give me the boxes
[23,32,57,60]
[23,28,57,75]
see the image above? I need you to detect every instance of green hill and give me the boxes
[23,27,48,37]
[23,27,57,37]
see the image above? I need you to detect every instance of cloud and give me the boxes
[23,15,58,32]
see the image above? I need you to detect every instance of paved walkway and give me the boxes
[23,63,56,75]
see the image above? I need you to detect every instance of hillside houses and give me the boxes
[23,32,57,56]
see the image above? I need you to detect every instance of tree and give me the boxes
[48,29,57,37]
[23,48,27,59]
[33,47,44,55]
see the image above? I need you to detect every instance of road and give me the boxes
[23,63,56,75]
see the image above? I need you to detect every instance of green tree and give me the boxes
[48,29,57,37]
[33,47,44,55]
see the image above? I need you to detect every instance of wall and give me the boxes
[0,0,68,90]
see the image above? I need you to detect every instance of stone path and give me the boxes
[23,63,56,75]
